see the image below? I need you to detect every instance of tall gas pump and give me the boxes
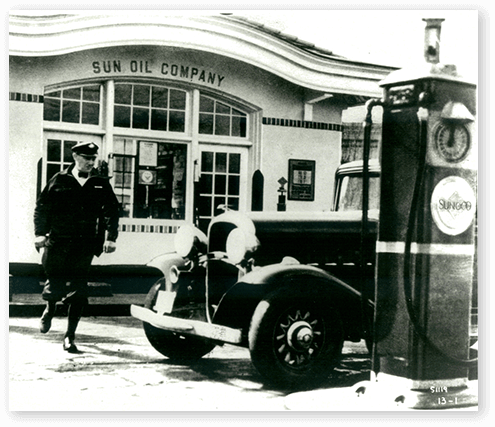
[369,18,478,409]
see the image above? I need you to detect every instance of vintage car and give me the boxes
[131,160,381,389]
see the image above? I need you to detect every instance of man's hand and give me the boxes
[103,240,117,253]
[34,236,47,252]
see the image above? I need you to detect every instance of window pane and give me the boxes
[133,85,150,107]
[215,115,230,136]
[124,157,133,172]
[114,139,125,154]
[133,142,187,220]
[47,163,61,181]
[47,140,61,162]
[229,153,240,173]
[124,174,133,188]
[201,151,213,172]
[214,175,226,195]
[199,113,214,134]
[43,98,60,121]
[214,197,226,215]
[83,85,100,102]
[151,109,168,131]
[45,90,61,98]
[231,116,247,137]
[62,100,80,123]
[114,157,124,172]
[114,105,131,127]
[82,102,100,125]
[199,174,212,194]
[215,153,227,173]
[152,86,168,108]
[228,175,240,196]
[215,102,230,115]
[114,172,124,187]
[169,111,185,132]
[124,140,136,156]
[198,196,212,216]
[232,109,246,117]
[170,89,186,110]
[132,108,149,129]
[227,197,239,211]
[199,96,214,112]
[117,194,131,218]
[63,87,81,100]
[63,140,77,162]
[115,84,132,104]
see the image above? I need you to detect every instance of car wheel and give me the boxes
[248,290,344,389]
[142,278,216,362]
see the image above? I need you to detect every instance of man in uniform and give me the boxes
[34,142,120,353]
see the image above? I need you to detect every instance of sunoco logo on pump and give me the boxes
[431,176,477,236]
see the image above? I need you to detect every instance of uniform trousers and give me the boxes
[41,239,95,307]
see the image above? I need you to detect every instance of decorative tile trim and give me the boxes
[119,223,179,234]
[263,117,342,131]
[9,92,44,103]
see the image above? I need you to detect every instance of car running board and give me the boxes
[130,304,243,345]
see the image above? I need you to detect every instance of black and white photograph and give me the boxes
[7,4,487,418]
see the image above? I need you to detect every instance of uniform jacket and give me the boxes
[34,164,120,256]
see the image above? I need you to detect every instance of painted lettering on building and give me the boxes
[92,60,225,87]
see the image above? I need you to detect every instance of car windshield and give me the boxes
[337,175,380,211]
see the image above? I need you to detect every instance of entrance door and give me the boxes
[197,145,248,232]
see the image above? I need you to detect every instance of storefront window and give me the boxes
[43,82,250,225]
[114,84,186,133]
[199,95,247,137]
[112,138,187,220]
[43,85,101,125]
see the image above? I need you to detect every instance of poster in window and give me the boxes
[288,159,315,201]
[138,169,157,185]
[139,141,158,166]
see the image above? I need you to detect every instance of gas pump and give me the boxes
[370,18,477,409]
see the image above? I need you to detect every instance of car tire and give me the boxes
[248,289,344,389]
[142,278,216,362]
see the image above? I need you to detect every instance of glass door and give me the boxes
[197,145,248,232]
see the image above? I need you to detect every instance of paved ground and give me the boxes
[9,314,480,413]
[9,315,377,412]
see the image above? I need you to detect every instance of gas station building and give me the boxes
[9,12,395,270]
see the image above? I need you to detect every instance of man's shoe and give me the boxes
[63,337,79,353]
[39,307,54,334]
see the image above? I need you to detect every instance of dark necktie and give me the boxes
[78,171,89,178]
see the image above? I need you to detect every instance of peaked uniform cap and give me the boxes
[72,142,99,155]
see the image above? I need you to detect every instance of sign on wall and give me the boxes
[288,159,315,201]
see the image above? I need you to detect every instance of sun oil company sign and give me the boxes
[92,60,226,87]
[430,176,477,236]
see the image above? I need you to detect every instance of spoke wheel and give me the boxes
[275,309,324,369]
[249,291,344,389]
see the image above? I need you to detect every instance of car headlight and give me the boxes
[226,228,260,265]
[174,225,207,258]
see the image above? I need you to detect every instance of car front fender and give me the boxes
[213,262,373,343]
[147,252,188,278]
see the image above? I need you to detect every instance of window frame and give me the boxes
[113,83,188,134]
[43,84,103,127]
[198,94,248,139]
[42,80,255,225]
